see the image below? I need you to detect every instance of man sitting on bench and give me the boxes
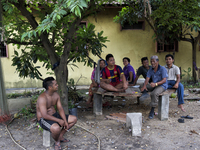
[100,54,128,92]
[140,55,168,119]
[165,54,185,112]
[37,77,77,150]
[133,57,152,86]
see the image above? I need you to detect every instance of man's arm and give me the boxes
[128,72,133,83]
[56,96,69,130]
[150,78,166,87]
[38,97,64,126]
[91,79,98,87]
[173,74,180,89]
[133,75,139,86]
[141,77,150,92]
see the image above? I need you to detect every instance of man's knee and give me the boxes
[68,115,77,124]
[178,83,184,89]
[50,123,61,134]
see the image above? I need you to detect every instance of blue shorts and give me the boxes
[38,112,69,132]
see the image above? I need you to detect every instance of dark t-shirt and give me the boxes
[137,66,152,82]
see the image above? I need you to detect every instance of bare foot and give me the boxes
[178,104,186,112]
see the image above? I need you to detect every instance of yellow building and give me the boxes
[1,8,200,88]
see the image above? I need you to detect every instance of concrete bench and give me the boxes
[93,87,176,121]
[137,89,176,121]
[43,129,53,147]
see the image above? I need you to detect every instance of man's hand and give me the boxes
[173,83,179,89]
[150,82,156,88]
[93,82,98,87]
[141,86,147,92]
[106,79,111,84]
[63,121,69,130]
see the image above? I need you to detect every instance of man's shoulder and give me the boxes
[37,92,47,103]
[160,65,167,70]
[173,64,179,69]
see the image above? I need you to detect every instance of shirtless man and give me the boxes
[100,54,128,92]
[37,77,77,150]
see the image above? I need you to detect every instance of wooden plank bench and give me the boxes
[92,87,176,121]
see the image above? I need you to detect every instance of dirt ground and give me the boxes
[0,89,200,150]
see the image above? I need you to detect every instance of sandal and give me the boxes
[60,137,70,143]
[181,115,193,119]
[54,143,61,150]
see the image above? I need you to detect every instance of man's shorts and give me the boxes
[38,112,69,132]
[110,81,121,87]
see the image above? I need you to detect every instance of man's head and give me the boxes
[123,57,130,66]
[150,55,159,68]
[165,54,174,65]
[141,57,149,68]
[106,54,115,66]
[99,59,106,69]
[43,77,58,91]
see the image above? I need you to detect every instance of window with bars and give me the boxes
[156,40,178,52]
[0,42,7,57]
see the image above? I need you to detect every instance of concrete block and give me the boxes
[158,94,169,121]
[93,93,102,115]
[43,129,53,147]
[126,113,142,136]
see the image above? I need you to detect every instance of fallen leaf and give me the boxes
[190,130,199,135]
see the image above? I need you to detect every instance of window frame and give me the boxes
[120,20,145,31]
[155,40,178,53]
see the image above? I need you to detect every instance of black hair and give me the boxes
[106,54,114,61]
[123,57,130,63]
[100,59,105,63]
[43,77,55,90]
[141,57,148,63]
[165,54,174,60]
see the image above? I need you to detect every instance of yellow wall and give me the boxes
[2,8,200,88]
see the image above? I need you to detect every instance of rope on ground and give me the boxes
[4,118,26,150]
[75,124,100,150]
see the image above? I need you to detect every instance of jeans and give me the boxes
[167,80,184,105]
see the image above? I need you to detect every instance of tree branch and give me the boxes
[6,38,41,45]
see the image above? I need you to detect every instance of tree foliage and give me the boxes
[1,0,109,80]
[0,0,112,111]
[114,0,200,80]
[114,0,200,43]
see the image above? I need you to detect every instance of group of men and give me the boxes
[36,53,185,150]
[98,54,185,119]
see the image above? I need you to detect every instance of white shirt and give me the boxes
[164,64,180,81]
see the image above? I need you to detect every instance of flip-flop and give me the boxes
[54,143,61,150]
[60,138,70,143]
[181,115,193,119]
[178,118,184,123]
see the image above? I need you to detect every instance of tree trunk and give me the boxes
[55,64,69,113]
[192,40,197,82]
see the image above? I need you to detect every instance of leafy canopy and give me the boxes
[1,0,109,80]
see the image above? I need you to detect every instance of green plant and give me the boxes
[36,123,43,132]
[182,67,194,82]
[18,105,35,120]
[67,77,85,109]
